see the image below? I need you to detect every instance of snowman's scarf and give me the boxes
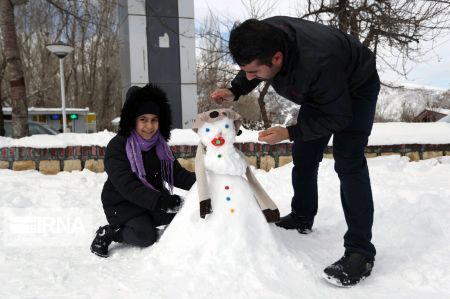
[195,144,212,217]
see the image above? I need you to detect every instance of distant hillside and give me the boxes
[376,83,449,121]
[263,82,449,124]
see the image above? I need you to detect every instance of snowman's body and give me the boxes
[196,114,279,222]
[208,173,260,222]
[202,142,269,230]
[152,114,278,254]
[197,116,269,222]
[131,111,301,293]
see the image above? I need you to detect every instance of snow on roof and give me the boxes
[111,117,120,124]
[438,114,450,123]
[386,81,447,92]
[2,107,90,114]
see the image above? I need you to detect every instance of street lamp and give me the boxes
[46,41,74,133]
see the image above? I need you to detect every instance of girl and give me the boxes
[91,84,195,257]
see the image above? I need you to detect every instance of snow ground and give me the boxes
[1,156,450,298]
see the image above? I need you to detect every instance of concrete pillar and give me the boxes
[118,0,197,128]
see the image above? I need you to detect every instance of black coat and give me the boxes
[229,16,379,141]
[101,135,196,227]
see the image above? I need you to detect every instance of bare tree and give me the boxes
[399,101,417,122]
[196,0,278,128]
[12,0,122,130]
[0,38,5,136]
[241,0,278,19]
[256,83,271,129]
[299,0,450,76]
[435,90,450,109]
[196,13,236,112]
[0,0,28,138]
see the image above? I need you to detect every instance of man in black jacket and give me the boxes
[211,17,379,287]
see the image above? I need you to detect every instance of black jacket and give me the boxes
[229,16,379,141]
[101,135,196,226]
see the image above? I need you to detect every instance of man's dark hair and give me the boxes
[118,83,172,140]
[229,19,285,66]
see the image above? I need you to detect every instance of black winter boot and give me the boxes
[90,225,122,258]
[275,212,314,234]
[323,252,374,287]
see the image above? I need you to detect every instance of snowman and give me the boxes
[192,108,280,224]
[130,110,302,294]
[151,109,280,247]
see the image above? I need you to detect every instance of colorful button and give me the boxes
[226,196,231,201]
[217,154,222,158]
[230,208,235,213]
[224,186,230,190]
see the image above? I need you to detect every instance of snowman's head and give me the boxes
[193,109,242,149]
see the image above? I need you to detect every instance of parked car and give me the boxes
[2,120,58,137]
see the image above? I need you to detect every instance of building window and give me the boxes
[32,115,48,123]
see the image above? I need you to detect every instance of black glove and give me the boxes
[155,194,183,213]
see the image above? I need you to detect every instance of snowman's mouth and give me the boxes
[211,137,225,147]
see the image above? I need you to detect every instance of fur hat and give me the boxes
[118,83,172,141]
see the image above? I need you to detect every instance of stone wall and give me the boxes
[0,146,105,174]
[1,143,449,174]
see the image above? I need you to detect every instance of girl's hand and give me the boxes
[156,194,183,213]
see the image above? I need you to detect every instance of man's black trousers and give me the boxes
[291,80,380,260]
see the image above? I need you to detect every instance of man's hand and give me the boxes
[211,88,235,105]
[258,126,289,145]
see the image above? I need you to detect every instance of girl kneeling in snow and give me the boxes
[90,84,195,257]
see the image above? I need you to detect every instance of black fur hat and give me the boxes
[118,83,172,141]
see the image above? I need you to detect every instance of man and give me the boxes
[211,17,380,287]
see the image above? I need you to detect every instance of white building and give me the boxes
[2,107,96,133]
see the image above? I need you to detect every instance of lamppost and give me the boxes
[46,41,74,133]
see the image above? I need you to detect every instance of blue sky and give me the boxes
[194,0,450,90]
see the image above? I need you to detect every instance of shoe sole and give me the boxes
[321,271,370,287]
[275,225,313,234]
[297,228,312,234]
[90,245,108,258]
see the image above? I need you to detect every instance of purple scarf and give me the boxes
[126,130,175,193]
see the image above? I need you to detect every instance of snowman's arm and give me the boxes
[245,167,280,223]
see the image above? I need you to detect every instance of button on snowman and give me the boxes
[193,109,279,223]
